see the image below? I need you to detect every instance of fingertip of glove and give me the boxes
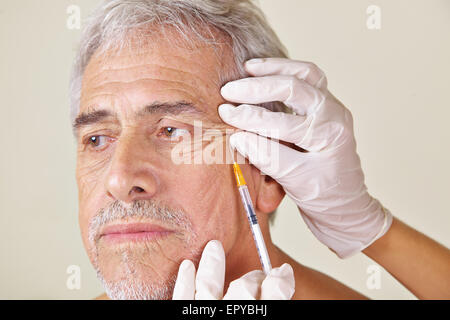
[246,58,265,65]
[228,132,238,146]
[229,131,247,150]
[205,239,222,248]
[220,82,237,99]
[230,130,255,143]
[270,263,294,279]
[244,58,266,69]
[218,103,235,118]
[203,240,225,259]
[261,263,296,300]
[178,259,195,273]
[282,263,295,279]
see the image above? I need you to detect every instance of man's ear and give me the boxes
[254,174,285,214]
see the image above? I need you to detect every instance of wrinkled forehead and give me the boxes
[79,27,234,123]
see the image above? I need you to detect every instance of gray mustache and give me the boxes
[88,199,192,244]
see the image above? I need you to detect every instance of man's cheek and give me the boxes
[78,203,96,256]
[76,155,109,199]
[170,167,238,248]
[77,176,106,254]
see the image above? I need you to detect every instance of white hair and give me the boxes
[69,0,289,122]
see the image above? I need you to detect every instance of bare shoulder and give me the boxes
[273,247,368,300]
[94,293,109,300]
[292,263,368,299]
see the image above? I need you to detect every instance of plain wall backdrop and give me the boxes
[1,0,449,299]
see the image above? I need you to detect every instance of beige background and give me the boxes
[1,0,449,299]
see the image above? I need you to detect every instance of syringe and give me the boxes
[232,162,272,275]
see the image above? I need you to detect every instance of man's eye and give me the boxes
[159,127,190,139]
[86,135,109,149]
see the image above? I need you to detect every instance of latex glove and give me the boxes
[218,58,393,258]
[172,240,295,300]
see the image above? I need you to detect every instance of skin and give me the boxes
[363,218,450,299]
[76,29,366,300]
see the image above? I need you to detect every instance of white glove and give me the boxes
[218,58,393,258]
[172,240,295,300]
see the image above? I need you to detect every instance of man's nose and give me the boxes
[105,137,159,203]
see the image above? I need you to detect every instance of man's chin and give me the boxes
[89,235,202,299]
[93,249,178,300]
[99,273,177,300]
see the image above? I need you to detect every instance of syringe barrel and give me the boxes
[238,185,272,274]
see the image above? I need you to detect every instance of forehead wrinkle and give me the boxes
[91,59,219,78]
[86,57,222,90]
[83,70,218,110]
[80,88,223,128]
[81,40,230,128]
[87,63,213,85]
[87,78,200,96]
[80,92,120,107]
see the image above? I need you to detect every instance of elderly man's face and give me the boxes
[74,32,261,299]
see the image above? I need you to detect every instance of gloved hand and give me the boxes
[218,58,393,258]
[172,240,295,300]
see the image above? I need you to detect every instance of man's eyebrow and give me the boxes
[139,101,205,116]
[73,109,115,131]
[72,101,205,133]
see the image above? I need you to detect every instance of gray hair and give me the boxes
[69,0,289,122]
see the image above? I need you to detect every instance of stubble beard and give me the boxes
[87,200,200,300]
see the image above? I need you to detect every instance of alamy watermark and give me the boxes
[366,5,381,30]
[366,264,381,290]
[66,5,81,30]
[66,265,81,290]
[169,120,281,173]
